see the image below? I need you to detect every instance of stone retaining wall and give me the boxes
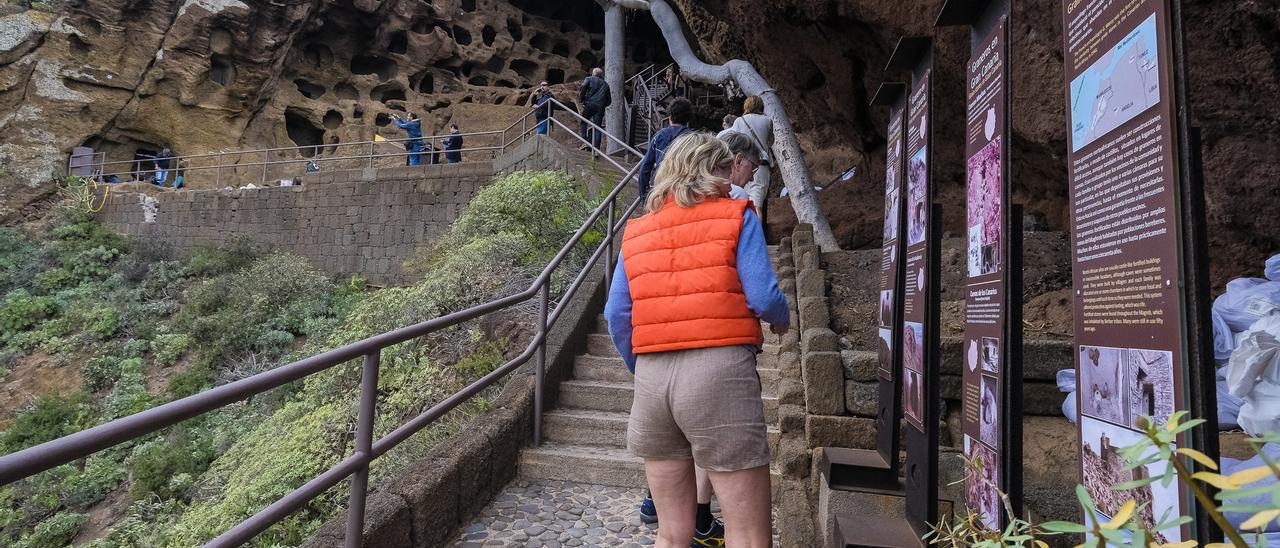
[95,162,494,286]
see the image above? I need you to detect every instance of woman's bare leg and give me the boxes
[706,466,772,548]
[646,458,697,548]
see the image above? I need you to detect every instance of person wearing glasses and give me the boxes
[529,81,556,135]
[718,131,762,201]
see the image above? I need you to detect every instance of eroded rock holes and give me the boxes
[350,55,397,81]
[323,110,344,129]
[285,108,324,156]
[210,54,235,86]
[295,79,326,99]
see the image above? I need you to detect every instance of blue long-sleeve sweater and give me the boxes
[603,208,789,372]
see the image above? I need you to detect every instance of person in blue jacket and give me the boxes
[443,124,464,164]
[391,113,424,166]
[635,98,694,200]
[530,81,556,135]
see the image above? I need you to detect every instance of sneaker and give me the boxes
[690,517,725,547]
[638,496,658,524]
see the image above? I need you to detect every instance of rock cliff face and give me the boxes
[1,0,1276,285]
[0,0,664,212]
[671,0,1279,288]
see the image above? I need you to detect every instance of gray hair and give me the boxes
[592,68,603,77]
[718,131,760,162]
[722,114,738,129]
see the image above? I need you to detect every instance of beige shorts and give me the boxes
[627,345,770,472]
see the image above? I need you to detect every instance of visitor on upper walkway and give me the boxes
[605,132,789,548]
[635,98,694,200]
[153,147,175,185]
[664,65,685,99]
[443,124,463,164]
[391,113,425,166]
[718,131,762,202]
[529,81,556,135]
[171,159,188,189]
[731,96,774,220]
[718,115,738,137]
[578,67,612,150]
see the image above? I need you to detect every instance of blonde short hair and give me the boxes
[646,132,732,213]
[743,96,765,115]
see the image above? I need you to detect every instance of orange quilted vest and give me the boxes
[621,197,763,354]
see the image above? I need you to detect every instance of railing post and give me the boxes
[534,283,549,446]
[345,351,380,548]
[216,152,223,187]
[605,201,615,289]
[368,142,375,169]
[260,150,268,186]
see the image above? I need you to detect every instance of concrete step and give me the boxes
[574,355,633,383]
[543,409,628,448]
[519,443,646,488]
[587,333,620,357]
[559,379,634,413]
[595,313,609,334]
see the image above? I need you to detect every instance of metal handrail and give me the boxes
[74,130,510,187]
[12,101,642,548]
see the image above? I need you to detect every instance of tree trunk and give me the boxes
[622,0,839,250]
[603,3,626,154]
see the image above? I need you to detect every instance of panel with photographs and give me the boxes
[1080,416,1182,543]
[966,135,1003,278]
[1078,345,1175,428]
[906,147,929,247]
[964,435,1001,530]
[903,321,925,428]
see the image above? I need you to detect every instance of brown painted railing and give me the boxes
[9,99,642,547]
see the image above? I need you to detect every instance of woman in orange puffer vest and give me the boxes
[605,132,790,548]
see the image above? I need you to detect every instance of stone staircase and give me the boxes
[519,247,788,489]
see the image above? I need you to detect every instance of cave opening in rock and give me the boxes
[546,68,565,85]
[453,25,472,46]
[326,134,340,155]
[389,31,408,55]
[285,109,324,157]
[350,55,397,81]
[468,75,490,86]
[507,18,523,41]
[485,55,507,74]
[575,51,597,72]
[375,113,392,127]
[335,82,359,101]
[209,54,235,86]
[411,18,433,34]
[68,34,91,53]
[509,59,539,80]
[294,79,326,99]
[209,28,233,54]
[323,110,344,130]
[371,83,406,103]
[413,71,435,94]
[552,40,571,57]
[559,21,575,34]
[461,62,476,77]
[495,79,516,88]
[303,43,334,68]
[352,106,364,119]
[482,25,497,47]
[590,38,603,51]
[462,0,476,11]
[494,96,507,105]
[529,32,550,51]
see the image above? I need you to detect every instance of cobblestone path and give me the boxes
[449,480,652,547]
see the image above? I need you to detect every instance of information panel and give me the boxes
[961,14,1009,531]
[902,70,931,434]
[1061,0,1190,541]
[879,101,906,382]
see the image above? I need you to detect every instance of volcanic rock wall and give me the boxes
[0,0,665,215]
[672,0,1279,288]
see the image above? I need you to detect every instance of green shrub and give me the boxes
[165,364,212,400]
[83,355,123,392]
[69,245,122,281]
[254,330,294,357]
[129,430,216,500]
[0,227,39,295]
[151,334,191,366]
[0,394,93,454]
[0,290,58,335]
[121,339,149,359]
[32,267,75,292]
[15,511,87,548]
[186,238,258,276]
[81,305,119,340]
[64,455,125,507]
[140,260,189,298]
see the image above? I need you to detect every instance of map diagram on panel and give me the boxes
[1069,14,1161,152]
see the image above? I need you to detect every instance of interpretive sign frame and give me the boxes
[1059,0,1215,542]
[936,0,1025,530]
[825,82,909,492]
[889,36,940,537]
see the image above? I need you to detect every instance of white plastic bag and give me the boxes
[1212,255,1280,360]
[1227,314,1280,436]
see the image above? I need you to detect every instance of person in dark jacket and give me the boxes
[578,68,611,149]
[153,147,175,185]
[391,113,424,166]
[443,124,464,164]
[529,81,556,135]
[635,98,694,200]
